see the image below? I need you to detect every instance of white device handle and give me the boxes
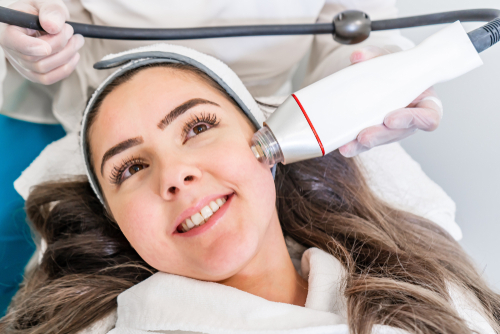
[273,21,483,164]
[295,21,483,156]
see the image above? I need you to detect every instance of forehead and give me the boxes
[94,67,226,127]
[102,67,219,109]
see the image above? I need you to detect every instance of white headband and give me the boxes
[80,43,273,204]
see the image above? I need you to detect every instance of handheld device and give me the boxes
[250,20,499,165]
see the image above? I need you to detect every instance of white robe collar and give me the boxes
[301,246,347,317]
[109,238,351,333]
[86,238,488,334]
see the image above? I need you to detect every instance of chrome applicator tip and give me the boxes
[251,125,284,166]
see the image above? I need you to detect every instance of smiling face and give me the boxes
[89,66,279,281]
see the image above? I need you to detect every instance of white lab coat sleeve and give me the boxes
[304,0,461,240]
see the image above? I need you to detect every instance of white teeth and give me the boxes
[181,196,230,233]
[185,218,195,229]
[200,205,213,220]
[191,213,205,226]
[209,201,219,212]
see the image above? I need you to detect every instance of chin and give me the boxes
[194,231,260,281]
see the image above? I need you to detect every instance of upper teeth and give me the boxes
[180,196,227,233]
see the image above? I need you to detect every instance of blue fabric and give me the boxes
[0,115,65,317]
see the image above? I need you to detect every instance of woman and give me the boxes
[1,45,495,334]
[0,0,448,315]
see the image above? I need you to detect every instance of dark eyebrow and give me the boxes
[157,98,220,130]
[100,136,143,176]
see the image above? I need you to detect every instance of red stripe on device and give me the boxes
[291,94,325,156]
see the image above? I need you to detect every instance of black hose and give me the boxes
[372,9,500,30]
[0,6,43,31]
[68,22,334,40]
[0,6,335,39]
[0,5,500,51]
[370,8,500,53]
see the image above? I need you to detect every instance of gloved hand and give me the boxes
[338,45,443,157]
[0,0,84,85]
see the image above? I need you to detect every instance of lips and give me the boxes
[172,192,234,234]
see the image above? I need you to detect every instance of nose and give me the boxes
[158,162,202,200]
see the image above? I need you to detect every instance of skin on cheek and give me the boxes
[114,193,174,267]
[209,112,268,184]
[209,132,271,193]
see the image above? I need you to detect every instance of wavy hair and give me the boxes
[1,63,500,334]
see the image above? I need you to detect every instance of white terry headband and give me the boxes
[81,44,274,204]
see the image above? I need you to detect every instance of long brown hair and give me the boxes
[2,63,500,334]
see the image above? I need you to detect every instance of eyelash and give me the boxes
[109,112,220,185]
[110,156,147,185]
[181,112,220,142]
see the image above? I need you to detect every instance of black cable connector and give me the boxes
[468,18,500,53]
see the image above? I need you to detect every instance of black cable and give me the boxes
[69,22,335,40]
[0,6,334,39]
[372,9,500,31]
[0,6,499,41]
[0,6,43,31]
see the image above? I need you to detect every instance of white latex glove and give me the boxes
[0,0,84,85]
[338,45,444,157]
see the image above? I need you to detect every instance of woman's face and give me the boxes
[90,67,278,281]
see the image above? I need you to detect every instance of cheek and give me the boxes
[205,130,276,215]
[109,190,173,264]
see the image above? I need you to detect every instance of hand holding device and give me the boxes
[338,45,444,157]
[0,0,83,85]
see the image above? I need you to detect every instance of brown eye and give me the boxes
[128,164,145,175]
[193,124,208,135]
[184,115,220,141]
[110,158,150,185]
